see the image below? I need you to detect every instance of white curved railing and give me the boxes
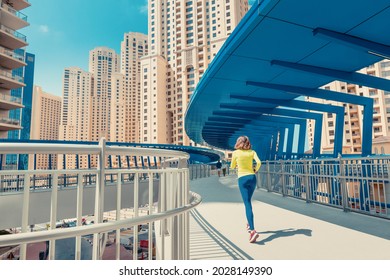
[0,138,203,260]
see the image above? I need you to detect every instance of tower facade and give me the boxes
[306,60,390,155]
[110,33,148,143]
[0,0,30,140]
[59,67,94,169]
[30,86,62,169]
[89,47,119,141]
[140,0,248,145]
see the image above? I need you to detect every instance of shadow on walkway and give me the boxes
[190,175,390,259]
[191,175,390,240]
[252,190,390,240]
[256,228,312,245]
[190,208,253,260]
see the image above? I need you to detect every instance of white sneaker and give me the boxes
[249,230,259,243]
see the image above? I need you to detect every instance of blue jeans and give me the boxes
[238,174,257,231]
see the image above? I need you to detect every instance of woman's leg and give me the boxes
[238,175,257,230]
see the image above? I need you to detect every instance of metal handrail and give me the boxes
[0,45,25,61]
[0,24,27,41]
[0,68,24,83]
[0,142,190,158]
[0,117,20,126]
[0,139,202,260]
[259,156,390,219]
[1,2,28,21]
[0,191,201,247]
[0,93,22,104]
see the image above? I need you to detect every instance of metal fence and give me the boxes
[0,138,204,260]
[189,164,211,180]
[258,156,390,219]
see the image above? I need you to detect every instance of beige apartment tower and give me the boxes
[140,0,248,145]
[0,0,30,138]
[29,86,62,169]
[89,47,119,142]
[59,67,94,169]
[110,32,148,143]
[306,60,390,155]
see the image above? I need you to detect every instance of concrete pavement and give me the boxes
[189,174,390,260]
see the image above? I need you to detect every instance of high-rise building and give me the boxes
[3,51,34,170]
[110,32,148,143]
[19,52,35,141]
[89,47,119,142]
[306,60,390,155]
[17,52,35,170]
[0,0,30,141]
[59,67,93,169]
[30,86,62,169]
[140,0,248,145]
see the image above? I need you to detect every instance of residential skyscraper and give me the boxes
[59,67,93,169]
[18,52,35,170]
[19,52,35,142]
[140,0,248,145]
[29,86,62,170]
[0,0,30,140]
[89,47,119,142]
[306,60,390,155]
[110,32,148,143]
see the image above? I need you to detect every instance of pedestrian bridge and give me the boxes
[189,174,390,260]
[0,140,389,261]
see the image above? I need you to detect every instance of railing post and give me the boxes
[75,173,84,260]
[280,160,286,196]
[92,137,106,260]
[48,173,59,260]
[266,161,271,192]
[19,172,30,260]
[338,156,349,212]
[184,169,190,259]
[303,159,311,203]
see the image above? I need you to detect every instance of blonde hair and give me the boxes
[234,136,251,150]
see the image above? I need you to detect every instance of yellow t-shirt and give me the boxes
[230,149,261,178]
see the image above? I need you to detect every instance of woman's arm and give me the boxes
[230,152,237,169]
[253,151,261,172]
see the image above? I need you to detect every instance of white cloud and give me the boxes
[139,0,148,14]
[39,25,49,33]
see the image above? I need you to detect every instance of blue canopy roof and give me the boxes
[185,0,390,159]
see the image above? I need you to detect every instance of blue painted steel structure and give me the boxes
[185,0,390,160]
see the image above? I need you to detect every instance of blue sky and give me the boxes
[24,0,256,97]
[23,0,148,96]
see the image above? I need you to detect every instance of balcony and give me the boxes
[351,125,360,131]
[3,0,30,11]
[0,93,23,109]
[0,46,26,69]
[0,67,25,89]
[0,117,21,131]
[0,24,27,50]
[0,2,29,30]
[351,133,360,139]
[350,115,359,121]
